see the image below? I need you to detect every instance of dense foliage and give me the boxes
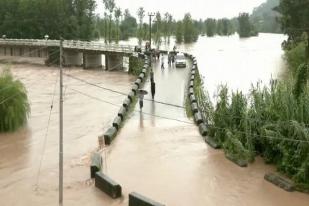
[238,13,258,37]
[0,69,30,132]
[194,71,309,189]
[0,0,283,43]
[0,0,97,40]
[251,0,281,33]
[128,56,143,76]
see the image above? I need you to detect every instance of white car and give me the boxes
[175,53,186,68]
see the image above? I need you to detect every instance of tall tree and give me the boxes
[277,0,309,62]
[167,14,173,44]
[182,13,198,43]
[137,7,145,46]
[114,7,121,43]
[102,0,115,43]
[238,13,257,37]
[120,9,137,40]
[205,18,217,37]
[175,21,183,43]
[154,12,162,46]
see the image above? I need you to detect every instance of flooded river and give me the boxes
[120,33,287,96]
[0,33,309,206]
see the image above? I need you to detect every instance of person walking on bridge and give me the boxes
[150,69,154,83]
[151,81,156,99]
[161,56,165,69]
[138,90,147,110]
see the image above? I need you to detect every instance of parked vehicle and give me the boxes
[175,53,186,68]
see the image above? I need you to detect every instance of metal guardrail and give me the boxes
[0,39,137,54]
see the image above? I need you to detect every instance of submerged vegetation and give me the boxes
[0,68,30,132]
[192,0,309,191]
[194,65,309,189]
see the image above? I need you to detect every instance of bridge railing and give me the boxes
[0,39,138,53]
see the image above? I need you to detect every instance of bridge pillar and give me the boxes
[0,46,5,56]
[83,53,102,69]
[63,50,83,66]
[105,53,123,71]
[12,47,21,56]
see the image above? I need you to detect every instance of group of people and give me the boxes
[160,51,177,69]
[139,44,178,110]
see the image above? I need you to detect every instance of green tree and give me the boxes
[114,7,121,43]
[120,9,137,40]
[182,13,198,43]
[167,14,173,44]
[102,0,115,43]
[238,13,257,37]
[277,0,309,62]
[0,69,30,132]
[175,21,183,43]
[137,7,145,46]
[0,0,96,40]
[154,12,162,46]
[205,18,217,37]
[251,0,281,33]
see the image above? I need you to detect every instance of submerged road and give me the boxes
[100,56,309,206]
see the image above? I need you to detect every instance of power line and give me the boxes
[63,73,185,109]
[69,87,121,107]
[64,73,127,95]
[69,86,309,144]
[68,86,191,125]
[35,73,58,190]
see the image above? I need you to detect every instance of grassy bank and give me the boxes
[192,43,309,191]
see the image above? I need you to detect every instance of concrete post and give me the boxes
[13,47,20,56]
[0,46,5,56]
[106,53,123,71]
[63,50,83,66]
[83,52,102,69]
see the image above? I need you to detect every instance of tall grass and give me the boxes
[206,78,309,189]
[192,63,308,189]
[0,68,30,132]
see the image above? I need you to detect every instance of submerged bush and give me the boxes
[0,68,30,132]
[198,77,309,189]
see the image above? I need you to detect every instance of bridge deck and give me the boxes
[0,39,137,54]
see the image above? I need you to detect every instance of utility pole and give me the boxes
[148,13,155,50]
[148,12,155,66]
[59,38,64,206]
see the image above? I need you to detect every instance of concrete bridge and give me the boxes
[0,39,138,70]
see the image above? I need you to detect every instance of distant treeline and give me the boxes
[0,0,97,40]
[0,0,281,43]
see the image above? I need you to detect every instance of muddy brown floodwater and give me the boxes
[0,55,309,206]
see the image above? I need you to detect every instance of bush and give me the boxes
[128,56,143,76]
[0,68,30,132]
[285,42,306,75]
[205,79,309,189]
